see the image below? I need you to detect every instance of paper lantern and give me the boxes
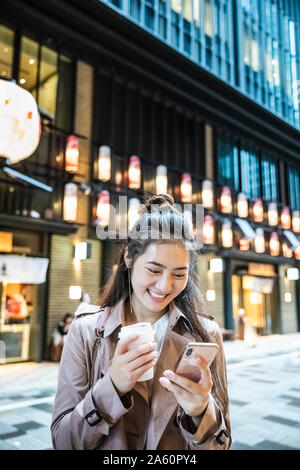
[254,228,265,253]
[156,165,168,194]
[239,239,250,251]
[221,220,233,248]
[0,79,41,163]
[202,180,214,209]
[252,198,264,222]
[128,155,141,189]
[295,245,300,260]
[98,145,111,182]
[292,211,300,233]
[65,135,79,173]
[269,232,280,256]
[128,198,141,231]
[96,190,110,227]
[268,202,278,226]
[220,187,232,214]
[237,193,248,218]
[281,206,291,229]
[203,215,215,245]
[63,183,77,222]
[180,173,192,203]
[282,242,293,258]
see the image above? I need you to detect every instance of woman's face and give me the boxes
[128,242,190,314]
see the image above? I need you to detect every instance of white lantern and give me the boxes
[156,165,168,194]
[0,79,41,163]
[237,193,248,218]
[128,156,141,189]
[98,145,111,182]
[203,215,215,245]
[221,220,233,248]
[281,206,291,229]
[65,135,79,173]
[269,232,280,256]
[254,228,265,253]
[202,180,214,209]
[252,198,264,222]
[292,211,300,233]
[220,187,232,213]
[63,183,77,222]
[268,202,278,226]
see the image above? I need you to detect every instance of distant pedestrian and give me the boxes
[49,313,73,362]
[74,292,91,316]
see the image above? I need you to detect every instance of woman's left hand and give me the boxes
[159,355,213,417]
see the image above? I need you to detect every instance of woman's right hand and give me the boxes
[109,334,158,396]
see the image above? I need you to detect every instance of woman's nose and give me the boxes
[156,274,172,293]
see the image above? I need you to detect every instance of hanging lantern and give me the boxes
[98,145,111,182]
[237,193,248,218]
[128,198,141,231]
[156,165,168,194]
[115,170,123,186]
[239,239,250,251]
[203,215,215,245]
[254,228,265,253]
[96,190,110,227]
[128,155,141,189]
[252,198,264,222]
[202,180,214,209]
[180,173,192,203]
[295,245,300,260]
[269,232,280,256]
[268,202,278,226]
[221,220,233,248]
[282,242,293,258]
[65,135,79,173]
[281,206,291,229]
[0,79,41,164]
[220,187,232,214]
[63,183,77,222]
[292,211,300,233]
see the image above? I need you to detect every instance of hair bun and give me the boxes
[142,194,175,213]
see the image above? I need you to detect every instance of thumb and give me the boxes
[116,333,139,355]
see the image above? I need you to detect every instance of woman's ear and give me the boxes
[124,246,131,269]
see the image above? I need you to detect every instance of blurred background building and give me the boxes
[0,0,299,363]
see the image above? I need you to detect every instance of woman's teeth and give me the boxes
[147,289,167,299]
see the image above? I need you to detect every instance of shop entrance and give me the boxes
[232,263,280,339]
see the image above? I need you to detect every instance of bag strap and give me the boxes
[89,307,110,389]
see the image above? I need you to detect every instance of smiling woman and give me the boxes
[51,193,231,450]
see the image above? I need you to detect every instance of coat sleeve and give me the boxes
[51,318,133,450]
[176,323,232,450]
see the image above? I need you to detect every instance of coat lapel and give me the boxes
[147,325,194,449]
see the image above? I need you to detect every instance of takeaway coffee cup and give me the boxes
[118,322,155,381]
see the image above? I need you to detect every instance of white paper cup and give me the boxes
[118,322,155,381]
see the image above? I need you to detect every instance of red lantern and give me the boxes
[253,198,264,222]
[203,215,215,245]
[220,187,232,213]
[96,190,110,227]
[65,135,79,173]
[181,173,192,203]
[128,156,141,189]
[281,206,291,229]
[269,232,280,256]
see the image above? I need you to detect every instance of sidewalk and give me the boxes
[0,332,299,450]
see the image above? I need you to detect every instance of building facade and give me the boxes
[0,0,299,362]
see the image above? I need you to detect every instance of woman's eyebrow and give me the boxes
[146,261,188,270]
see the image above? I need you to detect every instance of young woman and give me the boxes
[51,194,231,450]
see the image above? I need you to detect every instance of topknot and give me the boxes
[141,194,175,214]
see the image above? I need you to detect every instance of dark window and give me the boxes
[240,148,261,199]
[217,133,239,191]
[261,154,279,202]
[288,166,300,210]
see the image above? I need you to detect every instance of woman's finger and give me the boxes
[162,369,201,394]
[159,377,190,401]
[128,350,158,371]
[124,342,157,363]
[116,334,139,355]
[195,356,213,389]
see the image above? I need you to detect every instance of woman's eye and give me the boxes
[147,268,160,274]
[174,274,186,278]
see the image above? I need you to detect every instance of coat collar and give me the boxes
[97,295,194,338]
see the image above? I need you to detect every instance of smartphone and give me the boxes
[174,342,219,382]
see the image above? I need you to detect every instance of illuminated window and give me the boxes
[38,46,58,119]
[19,36,39,98]
[204,0,213,37]
[0,25,14,79]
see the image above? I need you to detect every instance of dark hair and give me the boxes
[63,313,73,323]
[99,193,228,420]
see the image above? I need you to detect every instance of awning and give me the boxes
[0,255,49,284]
[283,230,300,250]
[234,218,256,240]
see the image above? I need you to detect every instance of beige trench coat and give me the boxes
[51,296,231,450]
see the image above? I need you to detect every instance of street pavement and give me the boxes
[0,332,299,450]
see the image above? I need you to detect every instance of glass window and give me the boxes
[38,46,58,119]
[205,0,213,37]
[261,154,278,202]
[217,134,239,191]
[56,55,74,132]
[288,167,300,211]
[19,36,39,98]
[0,25,14,79]
[240,149,260,199]
[171,0,182,14]
[193,0,200,28]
